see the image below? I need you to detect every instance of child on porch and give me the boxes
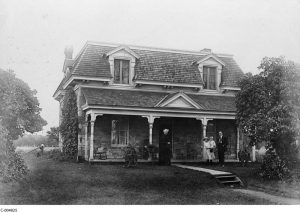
[204,137,216,164]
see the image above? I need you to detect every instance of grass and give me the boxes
[0,151,285,205]
[193,162,300,199]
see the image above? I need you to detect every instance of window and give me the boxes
[114,59,130,84]
[111,118,129,146]
[203,66,216,90]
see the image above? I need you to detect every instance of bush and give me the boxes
[258,149,290,180]
[44,148,76,162]
[0,127,28,182]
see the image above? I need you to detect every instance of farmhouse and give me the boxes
[53,41,250,162]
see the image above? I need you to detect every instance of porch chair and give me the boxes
[94,146,107,160]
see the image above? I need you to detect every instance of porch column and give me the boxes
[143,115,160,145]
[89,113,103,161]
[84,123,88,160]
[236,127,240,160]
[196,117,213,160]
[89,120,95,160]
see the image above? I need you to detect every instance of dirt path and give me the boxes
[234,189,300,205]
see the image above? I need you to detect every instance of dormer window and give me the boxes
[114,59,130,84]
[203,66,216,90]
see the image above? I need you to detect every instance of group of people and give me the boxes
[159,129,228,166]
[204,131,227,165]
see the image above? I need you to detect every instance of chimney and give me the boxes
[63,45,74,75]
[200,48,212,54]
[64,45,73,59]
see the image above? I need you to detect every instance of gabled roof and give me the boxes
[70,42,243,85]
[81,87,236,112]
[54,42,245,97]
[155,92,203,109]
[196,54,226,66]
[106,45,141,59]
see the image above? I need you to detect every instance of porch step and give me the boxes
[214,174,244,187]
[173,164,245,188]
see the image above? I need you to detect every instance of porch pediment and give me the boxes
[155,92,202,109]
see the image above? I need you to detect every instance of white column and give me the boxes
[84,123,88,160]
[143,115,160,145]
[88,113,103,161]
[196,117,213,160]
[252,145,256,162]
[143,115,159,161]
[89,120,95,160]
[236,127,240,160]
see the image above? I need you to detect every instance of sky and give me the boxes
[0,0,299,134]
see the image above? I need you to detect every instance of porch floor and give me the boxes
[88,158,239,164]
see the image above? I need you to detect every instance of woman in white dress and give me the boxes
[204,136,216,163]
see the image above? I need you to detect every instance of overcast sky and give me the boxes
[0,0,299,134]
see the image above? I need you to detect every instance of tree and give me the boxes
[0,69,47,181]
[46,127,59,145]
[59,89,78,158]
[0,69,47,140]
[236,57,300,167]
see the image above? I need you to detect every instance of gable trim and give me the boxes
[155,92,203,109]
[197,54,226,66]
[106,45,140,59]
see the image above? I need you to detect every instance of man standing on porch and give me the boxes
[159,129,172,165]
[217,131,228,166]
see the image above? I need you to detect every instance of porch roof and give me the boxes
[81,87,236,112]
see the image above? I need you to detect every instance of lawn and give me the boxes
[0,153,278,205]
[191,162,300,199]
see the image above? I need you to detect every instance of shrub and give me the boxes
[0,127,28,182]
[258,149,290,180]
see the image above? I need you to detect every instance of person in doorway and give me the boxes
[217,131,227,166]
[159,128,172,165]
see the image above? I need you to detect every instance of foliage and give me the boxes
[0,123,28,182]
[236,57,300,163]
[46,127,59,145]
[59,89,78,158]
[258,149,290,180]
[0,69,47,140]
[0,69,46,182]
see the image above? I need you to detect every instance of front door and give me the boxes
[159,122,172,165]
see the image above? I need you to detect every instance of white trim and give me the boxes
[196,54,226,66]
[106,45,140,59]
[78,84,235,97]
[156,92,202,109]
[84,108,236,120]
[82,105,236,117]
[86,41,234,58]
[62,75,111,89]
[134,80,202,88]
[220,86,241,91]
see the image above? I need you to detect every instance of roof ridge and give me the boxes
[86,40,234,58]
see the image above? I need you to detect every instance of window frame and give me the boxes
[111,117,130,147]
[203,66,217,90]
[113,59,130,85]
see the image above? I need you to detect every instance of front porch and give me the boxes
[78,111,243,163]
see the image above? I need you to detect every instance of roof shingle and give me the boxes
[81,88,236,112]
